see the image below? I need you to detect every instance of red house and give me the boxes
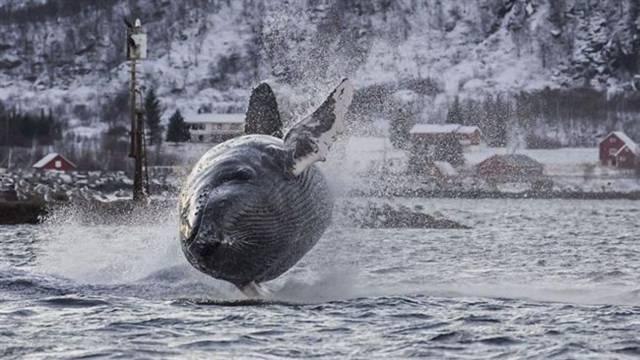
[32,153,77,171]
[599,132,639,169]
[477,154,544,181]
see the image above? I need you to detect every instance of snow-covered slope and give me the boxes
[0,0,638,135]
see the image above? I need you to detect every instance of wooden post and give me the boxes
[130,52,146,202]
[126,19,148,202]
[129,59,136,158]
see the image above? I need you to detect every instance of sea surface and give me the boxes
[1,198,639,359]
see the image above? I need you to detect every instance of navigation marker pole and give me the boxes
[125,18,148,202]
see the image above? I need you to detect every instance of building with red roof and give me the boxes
[32,153,77,171]
[599,131,638,169]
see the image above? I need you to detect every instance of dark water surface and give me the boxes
[1,199,639,359]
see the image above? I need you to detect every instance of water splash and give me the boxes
[37,202,186,285]
[28,200,640,307]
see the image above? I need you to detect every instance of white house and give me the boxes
[184,113,245,143]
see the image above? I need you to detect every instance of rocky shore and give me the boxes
[0,200,46,225]
[4,169,635,226]
[336,200,469,229]
[0,169,180,224]
[350,188,640,200]
[0,170,471,229]
[0,169,178,204]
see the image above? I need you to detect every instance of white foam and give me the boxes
[34,202,640,307]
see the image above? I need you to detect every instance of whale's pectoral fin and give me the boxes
[240,281,273,299]
[244,82,283,138]
[283,78,354,176]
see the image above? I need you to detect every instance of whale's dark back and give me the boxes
[180,135,333,287]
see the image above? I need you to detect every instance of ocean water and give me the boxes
[1,198,639,359]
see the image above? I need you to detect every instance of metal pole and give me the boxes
[133,108,145,202]
[129,58,136,158]
[142,121,150,195]
[126,19,147,203]
[130,55,145,202]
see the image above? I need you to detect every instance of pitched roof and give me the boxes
[410,123,481,135]
[32,153,77,169]
[184,113,245,124]
[480,154,543,168]
[602,131,639,155]
[433,161,458,176]
[615,144,639,157]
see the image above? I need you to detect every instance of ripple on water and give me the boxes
[477,336,522,346]
[172,298,304,308]
[175,336,258,350]
[388,312,433,320]
[433,330,468,341]
[388,322,449,335]
[1,199,640,358]
[613,343,640,356]
[459,314,501,323]
[1,309,36,317]
[37,296,110,308]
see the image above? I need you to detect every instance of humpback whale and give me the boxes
[179,79,353,297]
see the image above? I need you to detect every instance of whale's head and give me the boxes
[179,136,288,281]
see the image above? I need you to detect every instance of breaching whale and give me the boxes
[179,79,353,297]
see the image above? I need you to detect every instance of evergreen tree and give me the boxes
[493,94,509,147]
[389,108,415,150]
[166,110,190,142]
[446,96,463,124]
[462,98,480,126]
[144,88,163,145]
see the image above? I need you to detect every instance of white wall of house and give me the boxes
[185,113,244,143]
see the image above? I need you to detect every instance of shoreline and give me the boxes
[349,189,640,200]
[2,190,639,225]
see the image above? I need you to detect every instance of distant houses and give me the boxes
[32,153,77,172]
[409,124,482,146]
[184,113,245,143]
[407,123,479,172]
[599,131,638,169]
[477,154,544,181]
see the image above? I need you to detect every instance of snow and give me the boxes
[183,113,245,124]
[32,153,61,168]
[0,0,637,156]
[608,131,639,155]
[410,124,480,135]
[392,89,419,104]
[343,136,408,175]
[162,142,214,165]
[70,123,109,139]
[433,161,457,177]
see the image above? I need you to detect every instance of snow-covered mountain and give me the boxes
[0,0,638,136]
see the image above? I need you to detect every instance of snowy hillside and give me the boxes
[0,0,638,138]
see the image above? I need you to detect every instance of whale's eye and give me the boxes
[218,168,254,184]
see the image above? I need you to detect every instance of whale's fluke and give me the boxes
[244,82,283,138]
[284,79,354,176]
